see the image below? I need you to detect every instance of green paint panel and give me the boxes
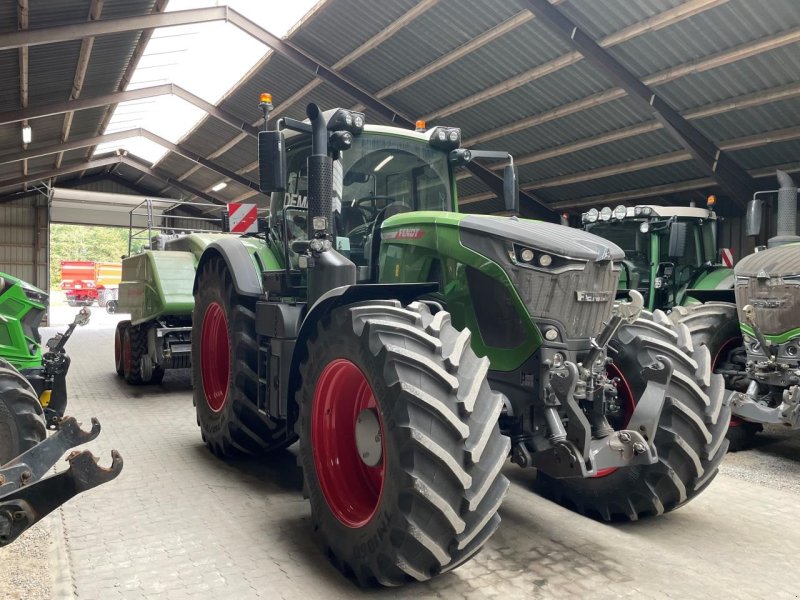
[378,212,542,371]
[119,233,279,325]
[0,273,45,370]
[740,323,800,344]
[119,251,198,325]
[692,267,733,290]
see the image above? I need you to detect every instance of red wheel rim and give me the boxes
[594,363,636,478]
[123,330,132,376]
[200,302,230,413]
[713,336,742,372]
[311,359,386,528]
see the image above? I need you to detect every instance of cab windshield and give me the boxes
[276,132,452,266]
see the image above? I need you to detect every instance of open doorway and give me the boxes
[49,224,140,328]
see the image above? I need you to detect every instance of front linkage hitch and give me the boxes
[0,416,122,546]
[532,290,676,477]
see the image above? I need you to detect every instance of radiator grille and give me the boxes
[735,276,799,336]
[511,261,618,339]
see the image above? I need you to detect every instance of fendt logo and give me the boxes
[575,291,612,302]
[750,298,785,309]
[381,228,425,241]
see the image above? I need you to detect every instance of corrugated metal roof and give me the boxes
[3,0,800,218]
[607,0,800,79]
[562,0,686,39]
[288,0,418,67]
[0,0,157,198]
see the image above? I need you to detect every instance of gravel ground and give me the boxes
[719,424,800,493]
[0,514,54,600]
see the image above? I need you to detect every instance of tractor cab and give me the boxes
[582,204,724,310]
[268,119,458,278]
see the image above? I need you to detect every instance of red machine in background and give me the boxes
[60,261,121,307]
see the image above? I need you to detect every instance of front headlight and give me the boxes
[599,207,612,221]
[613,205,627,220]
[584,208,599,223]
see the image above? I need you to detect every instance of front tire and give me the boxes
[0,359,46,465]
[192,255,295,457]
[296,300,510,586]
[538,310,730,521]
[669,303,753,450]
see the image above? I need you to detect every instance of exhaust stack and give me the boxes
[769,169,799,248]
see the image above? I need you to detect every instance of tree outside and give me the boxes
[50,224,142,286]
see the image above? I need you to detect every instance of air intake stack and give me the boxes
[769,169,799,248]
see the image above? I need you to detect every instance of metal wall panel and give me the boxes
[0,195,49,292]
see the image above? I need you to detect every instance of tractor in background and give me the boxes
[580,203,733,312]
[580,203,749,445]
[0,273,122,546]
[583,172,800,450]
[719,171,800,447]
[188,97,729,586]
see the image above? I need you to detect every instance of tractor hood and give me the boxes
[460,215,624,262]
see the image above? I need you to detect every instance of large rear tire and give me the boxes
[192,255,295,457]
[296,300,510,586]
[0,359,46,466]
[669,302,755,451]
[538,310,729,521]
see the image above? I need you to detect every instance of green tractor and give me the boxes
[0,272,122,546]
[581,172,800,450]
[188,99,729,586]
[718,171,800,448]
[580,203,733,312]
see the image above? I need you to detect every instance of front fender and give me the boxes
[285,283,437,411]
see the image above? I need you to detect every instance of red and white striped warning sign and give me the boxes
[227,203,258,233]
[720,247,734,268]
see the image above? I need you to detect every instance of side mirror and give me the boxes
[503,165,519,215]
[668,221,687,258]
[745,198,763,237]
[258,130,287,193]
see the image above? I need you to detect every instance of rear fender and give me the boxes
[194,238,264,298]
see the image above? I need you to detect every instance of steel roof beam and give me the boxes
[0,83,258,138]
[56,0,105,170]
[0,156,121,193]
[84,0,169,164]
[18,0,29,178]
[169,0,440,187]
[0,5,552,218]
[0,6,228,51]
[521,0,755,209]
[461,124,800,205]
[119,155,224,207]
[0,129,140,165]
[0,127,261,194]
[464,25,800,149]
[425,0,727,123]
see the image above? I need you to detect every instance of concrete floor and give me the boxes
[44,321,800,599]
